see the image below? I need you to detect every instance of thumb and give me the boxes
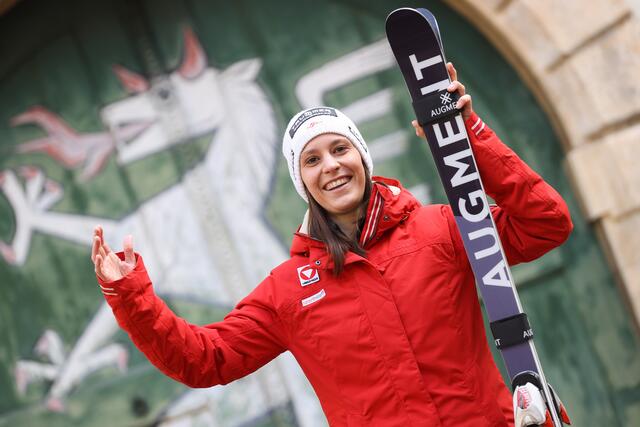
[123,234,135,266]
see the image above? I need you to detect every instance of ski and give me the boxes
[385,7,564,426]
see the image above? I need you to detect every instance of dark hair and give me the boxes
[305,166,373,276]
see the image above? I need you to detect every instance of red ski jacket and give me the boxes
[98,112,572,426]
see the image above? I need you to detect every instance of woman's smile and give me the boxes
[323,175,352,191]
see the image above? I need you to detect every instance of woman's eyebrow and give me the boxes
[331,138,346,145]
[301,148,318,157]
[302,137,348,156]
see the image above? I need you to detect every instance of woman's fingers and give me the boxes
[447,80,465,97]
[94,226,113,255]
[416,62,472,129]
[93,225,132,283]
[98,243,107,261]
[411,120,425,138]
[447,62,457,82]
[102,241,112,255]
[95,254,107,281]
[445,63,472,119]
[96,225,104,245]
[91,235,100,264]
[456,94,473,120]
[123,235,135,266]
[457,94,472,108]
[91,225,102,263]
[107,251,121,267]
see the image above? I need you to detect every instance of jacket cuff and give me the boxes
[96,253,150,300]
[465,112,487,138]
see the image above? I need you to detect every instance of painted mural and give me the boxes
[1,1,639,426]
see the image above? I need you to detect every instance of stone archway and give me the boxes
[446,0,640,327]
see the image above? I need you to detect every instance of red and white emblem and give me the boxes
[517,388,531,409]
[297,265,320,286]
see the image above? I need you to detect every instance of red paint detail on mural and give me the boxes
[112,64,149,94]
[178,27,207,80]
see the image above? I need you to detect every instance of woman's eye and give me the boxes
[335,145,348,153]
[304,156,318,165]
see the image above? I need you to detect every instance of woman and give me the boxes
[92,63,572,426]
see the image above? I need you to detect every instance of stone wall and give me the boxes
[445,0,640,327]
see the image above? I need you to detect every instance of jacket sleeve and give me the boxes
[445,112,573,266]
[97,253,289,388]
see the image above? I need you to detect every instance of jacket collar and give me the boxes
[290,176,421,269]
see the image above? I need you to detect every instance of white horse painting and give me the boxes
[6,28,324,427]
[5,27,430,426]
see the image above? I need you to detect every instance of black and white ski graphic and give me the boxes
[385,7,564,426]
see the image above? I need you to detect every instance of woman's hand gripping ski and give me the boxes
[91,226,135,284]
[412,62,472,138]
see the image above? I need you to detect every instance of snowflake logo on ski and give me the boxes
[439,92,452,104]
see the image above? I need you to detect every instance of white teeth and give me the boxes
[325,176,350,190]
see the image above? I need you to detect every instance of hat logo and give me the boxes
[288,107,337,137]
[297,265,320,286]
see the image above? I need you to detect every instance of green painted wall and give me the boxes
[0,0,638,426]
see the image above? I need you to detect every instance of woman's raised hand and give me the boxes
[412,62,473,138]
[91,225,135,283]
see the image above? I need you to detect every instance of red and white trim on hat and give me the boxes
[471,116,485,137]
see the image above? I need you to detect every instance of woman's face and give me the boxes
[300,133,366,218]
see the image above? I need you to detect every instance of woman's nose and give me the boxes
[321,155,340,173]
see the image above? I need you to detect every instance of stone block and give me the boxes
[542,58,604,144]
[603,124,640,214]
[601,214,640,325]
[568,18,640,133]
[452,0,639,148]
[497,1,563,71]
[567,124,640,219]
[444,0,559,73]
[520,0,630,54]
[566,141,618,219]
[543,14,640,147]
[447,0,506,12]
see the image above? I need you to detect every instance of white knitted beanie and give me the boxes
[282,107,373,202]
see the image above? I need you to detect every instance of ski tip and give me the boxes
[385,7,436,28]
[385,7,421,21]
[385,7,441,48]
[386,7,415,18]
[385,7,421,35]
[415,8,436,19]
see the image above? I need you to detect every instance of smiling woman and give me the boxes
[1,0,637,425]
[92,67,574,424]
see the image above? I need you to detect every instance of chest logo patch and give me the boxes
[297,265,320,286]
